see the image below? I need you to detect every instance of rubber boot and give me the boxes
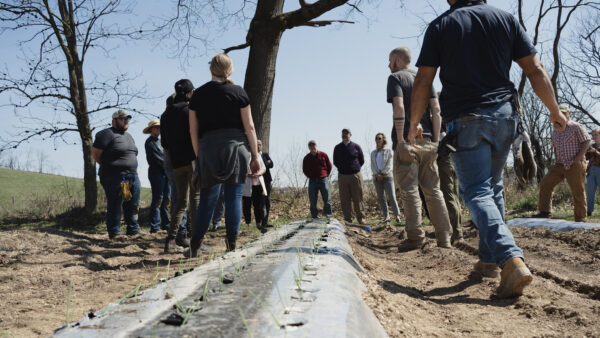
[473,260,501,278]
[164,236,176,254]
[495,257,533,298]
[225,238,236,252]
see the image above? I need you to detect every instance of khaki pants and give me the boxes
[539,161,587,222]
[437,151,463,241]
[394,140,451,244]
[338,173,365,222]
[168,164,200,238]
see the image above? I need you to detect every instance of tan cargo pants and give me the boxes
[338,172,365,223]
[538,161,587,222]
[394,139,451,245]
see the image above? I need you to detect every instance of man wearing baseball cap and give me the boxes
[144,119,170,234]
[535,104,591,222]
[92,110,141,239]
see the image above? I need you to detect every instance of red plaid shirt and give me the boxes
[552,120,590,169]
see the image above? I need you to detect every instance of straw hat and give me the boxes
[143,119,160,134]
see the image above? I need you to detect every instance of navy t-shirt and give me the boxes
[415,1,537,122]
[93,127,138,177]
[387,68,437,149]
[189,81,250,138]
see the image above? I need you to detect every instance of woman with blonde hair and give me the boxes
[188,53,261,256]
[371,132,401,224]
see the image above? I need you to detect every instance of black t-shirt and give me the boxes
[189,81,250,138]
[93,127,138,177]
[160,101,196,169]
[387,68,437,148]
[415,1,537,122]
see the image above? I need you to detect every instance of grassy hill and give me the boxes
[0,168,151,227]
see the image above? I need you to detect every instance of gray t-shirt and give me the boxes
[387,68,436,148]
[93,127,138,177]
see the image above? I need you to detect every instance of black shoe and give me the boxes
[184,242,200,258]
[587,212,592,217]
[175,235,190,248]
[532,211,552,218]
[164,236,175,253]
[150,228,160,234]
[225,238,236,252]
[109,233,122,240]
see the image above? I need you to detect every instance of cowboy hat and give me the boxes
[143,119,160,134]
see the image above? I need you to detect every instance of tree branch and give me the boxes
[223,41,251,54]
[297,19,353,27]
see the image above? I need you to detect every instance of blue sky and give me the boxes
[0,1,551,187]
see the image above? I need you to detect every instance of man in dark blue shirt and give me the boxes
[92,110,141,239]
[407,0,566,299]
[333,128,365,224]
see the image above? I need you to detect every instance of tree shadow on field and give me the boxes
[378,278,518,307]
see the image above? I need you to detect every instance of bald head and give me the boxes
[389,47,411,72]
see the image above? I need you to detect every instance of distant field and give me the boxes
[0,168,151,220]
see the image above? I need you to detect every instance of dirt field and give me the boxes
[1,219,599,337]
[0,228,261,337]
[347,222,600,337]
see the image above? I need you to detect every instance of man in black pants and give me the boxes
[259,140,274,226]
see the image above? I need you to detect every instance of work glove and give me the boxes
[120,177,132,202]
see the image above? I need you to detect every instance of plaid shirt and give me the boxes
[552,120,590,169]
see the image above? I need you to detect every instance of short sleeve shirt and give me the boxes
[415,2,537,122]
[189,81,250,138]
[387,69,436,148]
[93,127,138,177]
[552,121,590,169]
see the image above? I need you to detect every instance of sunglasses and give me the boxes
[117,117,131,121]
[375,137,383,140]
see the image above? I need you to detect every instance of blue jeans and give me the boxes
[449,102,523,267]
[212,184,225,225]
[100,173,141,237]
[586,165,600,214]
[373,176,401,218]
[308,177,332,218]
[164,166,187,237]
[192,183,243,245]
[148,168,170,231]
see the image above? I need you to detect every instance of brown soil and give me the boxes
[0,228,260,337]
[347,222,600,337]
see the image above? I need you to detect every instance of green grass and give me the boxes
[0,168,151,232]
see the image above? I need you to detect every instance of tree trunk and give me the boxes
[243,0,285,153]
[81,136,98,212]
[530,132,546,182]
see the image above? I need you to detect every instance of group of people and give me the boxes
[91,0,593,300]
[92,53,272,257]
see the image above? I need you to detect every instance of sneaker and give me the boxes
[531,211,552,218]
[150,228,161,234]
[394,217,402,226]
[473,260,500,278]
[210,222,221,232]
[494,257,533,299]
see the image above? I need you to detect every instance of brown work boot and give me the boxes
[494,257,533,299]
[398,239,425,252]
[473,260,500,278]
[175,234,190,248]
[436,230,451,248]
[164,236,176,254]
[184,240,201,258]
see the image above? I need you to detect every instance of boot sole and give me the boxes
[496,267,533,298]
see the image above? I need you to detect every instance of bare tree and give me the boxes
[156,0,374,151]
[0,0,146,212]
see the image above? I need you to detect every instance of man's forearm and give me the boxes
[527,68,560,114]
[392,98,405,144]
[411,74,433,129]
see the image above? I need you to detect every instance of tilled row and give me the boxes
[54,219,387,337]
